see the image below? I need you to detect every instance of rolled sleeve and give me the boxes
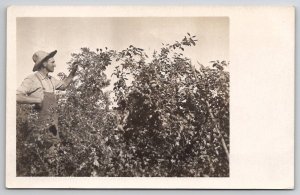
[17,78,36,95]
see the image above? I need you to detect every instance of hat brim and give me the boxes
[32,50,57,72]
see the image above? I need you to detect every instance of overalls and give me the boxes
[35,74,60,145]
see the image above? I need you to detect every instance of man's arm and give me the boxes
[58,64,78,90]
[16,77,42,105]
[17,94,42,104]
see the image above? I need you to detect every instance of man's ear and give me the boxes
[42,61,48,68]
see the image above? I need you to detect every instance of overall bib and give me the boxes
[35,74,60,145]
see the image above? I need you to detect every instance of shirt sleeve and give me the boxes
[51,76,65,90]
[17,78,38,95]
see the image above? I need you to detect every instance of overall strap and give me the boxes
[35,73,45,90]
[35,73,55,92]
[48,76,55,92]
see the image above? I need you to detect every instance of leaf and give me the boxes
[191,40,195,46]
[93,159,100,167]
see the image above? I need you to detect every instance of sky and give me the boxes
[17,17,229,91]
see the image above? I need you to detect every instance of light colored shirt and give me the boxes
[17,72,64,99]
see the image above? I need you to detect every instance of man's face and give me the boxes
[44,57,56,72]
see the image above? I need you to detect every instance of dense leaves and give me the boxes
[17,34,229,177]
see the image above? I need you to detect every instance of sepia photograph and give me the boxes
[6,6,294,189]
[16,17,229,177]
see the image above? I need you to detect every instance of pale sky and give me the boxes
[17,17,229,90]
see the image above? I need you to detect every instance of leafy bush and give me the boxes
[16,34,229,177]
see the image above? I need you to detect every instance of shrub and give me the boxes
[16,34,229,177]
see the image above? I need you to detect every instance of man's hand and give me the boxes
[59,62,79,90]
[70,61,79,76]
[34,97,43,110]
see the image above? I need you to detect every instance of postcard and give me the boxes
[6,6,294,189]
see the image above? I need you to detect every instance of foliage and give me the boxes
[16,34,229,177]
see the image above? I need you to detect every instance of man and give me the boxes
[17,50,78,143]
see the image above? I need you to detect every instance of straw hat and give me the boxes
[32,50,57,72]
